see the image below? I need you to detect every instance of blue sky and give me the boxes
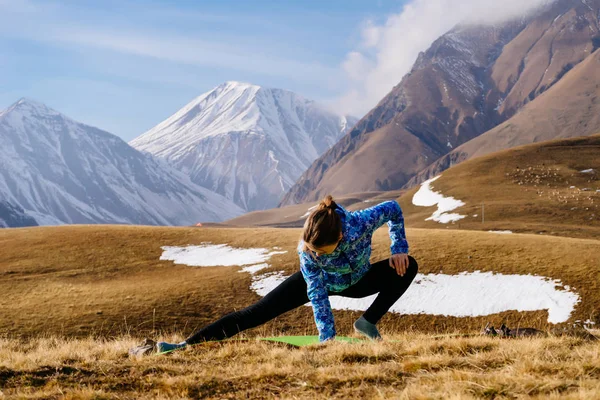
[0,0,408,141]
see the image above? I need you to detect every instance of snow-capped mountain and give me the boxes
[130,81,357,211]
[0,99,245,228]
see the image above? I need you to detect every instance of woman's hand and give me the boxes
[389,253,409,276]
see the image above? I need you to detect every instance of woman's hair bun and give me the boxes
[319,195,337,210]
[302,194,342,254]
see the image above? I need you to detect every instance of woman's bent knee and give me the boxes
[408,255,418,270]
[407,255,419,277]
[388,255,418,281]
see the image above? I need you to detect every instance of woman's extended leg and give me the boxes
[334,255,418,336]
[185,271,309,344]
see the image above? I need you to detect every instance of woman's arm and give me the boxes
[298,250,336,342]
[351,200,409,254]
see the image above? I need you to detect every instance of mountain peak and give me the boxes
[5,98,60,117]
[130,84,358,211]
[221,81,260,89]
[204,81,313,105]
[207,81,262,97]
[16,97,45,106]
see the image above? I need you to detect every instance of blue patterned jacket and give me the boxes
[297,200,409,342]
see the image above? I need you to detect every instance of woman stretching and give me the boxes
[156,195,418,352]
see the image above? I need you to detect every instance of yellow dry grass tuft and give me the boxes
[1,334,599,399]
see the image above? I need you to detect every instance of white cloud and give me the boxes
[334,0,556,117]
[361,20,382,48]
[342,52,374,82]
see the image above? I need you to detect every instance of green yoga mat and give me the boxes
[262,335,362,346]
[156,335,363,355]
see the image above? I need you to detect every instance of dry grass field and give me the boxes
[1,218,599,399]
[1,334,600,399]
[1,225,598,339]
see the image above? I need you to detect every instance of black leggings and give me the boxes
[185,256,418,344]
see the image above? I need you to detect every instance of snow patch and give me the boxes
[494,98,504,111]
[250,271,289,295]
[580,169,595,174]
[251,270,580,324]
[240,263,270,274]
[412,176,466,223]
[488,230,513,234]
[300,205,318,218]
[160,243,287,267]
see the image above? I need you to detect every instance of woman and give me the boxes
[156,195,418,352]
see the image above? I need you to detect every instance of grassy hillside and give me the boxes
[1,225,598,340]
[399,134,600,240]
[1,334,599,399]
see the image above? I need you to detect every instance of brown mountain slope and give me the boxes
[282,0,600,206]
[492,0,600,116]
[408,47,600,187]
[280,23,523,206]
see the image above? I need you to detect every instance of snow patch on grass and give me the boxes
[240,263,270,274]
[160,243,287,267]
[250,271,289,295]
[251,271,580,324]
[412,176,466,223]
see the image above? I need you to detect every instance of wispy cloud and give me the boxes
[334,0,557,116]
[0,1,339,89]
[55,27,336,81]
